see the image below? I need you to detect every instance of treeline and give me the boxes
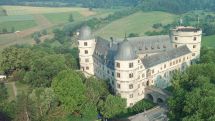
[141,0,215,14]
[0,0,139,8]
[2,0,215,14]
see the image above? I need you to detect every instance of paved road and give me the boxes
[128,106,168,121]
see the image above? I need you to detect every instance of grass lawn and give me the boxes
[5,83,15,101]
[16,81,30,94]
[202,35,215,49]
[0,20,37,31]
[96,11,177,38]
[44,12,84,24]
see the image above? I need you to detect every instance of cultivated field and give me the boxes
[96,11,177,38]
[0,5,115,49]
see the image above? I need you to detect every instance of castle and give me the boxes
[78,26,202,107]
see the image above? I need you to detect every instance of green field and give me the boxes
[96,11,177,38]
[44,12,84,24]
[1,6,96,15]
[0,20,37,31]
[202,35,215,49]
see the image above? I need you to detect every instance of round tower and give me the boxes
[114,38,139,107]
[78,26,96,75]
[170,26,202,61]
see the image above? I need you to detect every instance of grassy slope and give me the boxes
[96,11,177,38]
[202,35,215,49]
[43,12,84,24]
[2,6,95,15]
[0,20,37,31]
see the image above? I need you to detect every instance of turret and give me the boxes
[78,26,96,75]
[114,38,139,107]
[170,26,202,62]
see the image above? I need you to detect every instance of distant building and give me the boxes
[78,26,202,107]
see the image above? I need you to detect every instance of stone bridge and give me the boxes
[145,86,171,104]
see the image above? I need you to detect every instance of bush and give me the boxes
[128,99,156,114]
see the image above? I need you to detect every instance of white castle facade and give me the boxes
[78,26,202,107]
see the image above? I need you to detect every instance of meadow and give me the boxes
[95,11,177,38]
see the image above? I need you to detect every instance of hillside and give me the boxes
[96,11,177,38]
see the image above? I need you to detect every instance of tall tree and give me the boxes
[51,70,86,112]
[99,95,126,119]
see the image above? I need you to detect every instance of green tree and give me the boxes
[85,77,109,104]
[69,14,74,22]
[1,46,32,76]
[99,95,126,119]
[24,54,67,87]
[28,88,57,120]
[51,70,86,112]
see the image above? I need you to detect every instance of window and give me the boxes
[86,67,89,70]
[142,74,145,78]
[85,59,89,62]
[116,62,120,68]
[84,42,88,46]
[193,45,196,48]
[130,103,133,106]
[129,94,133,98]
[117,73,120,78]
[164,64,166,68]
[179,59,181,63]
[194,37,197,41]
[163,45,166,48]
[129,73,133,78]
[117,83,120,89]
[84,50,88,54]
[170,62,172,66]
[173,61,175,65]
[129,63,133,68]
[183,57,185,61]
[192,53,196,56]
[152,69,154,74]
[175,37,178,40]
[175,44,177,48]
[138,84,140,88]
[129,84,133,89]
